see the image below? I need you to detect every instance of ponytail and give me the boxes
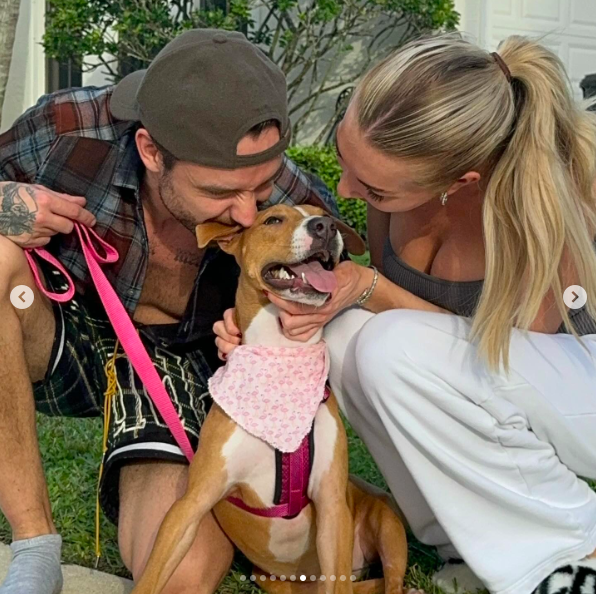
[474,36,596,369]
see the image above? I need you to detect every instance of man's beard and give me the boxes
[157,170,234,231]
[157,171,199,232]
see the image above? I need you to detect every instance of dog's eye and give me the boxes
[264,216,283,226]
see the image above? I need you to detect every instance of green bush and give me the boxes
[286,145,368,238]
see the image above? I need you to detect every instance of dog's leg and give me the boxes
[310,396,354,594]
[314,496,354,594]
[349,480,408,594]
[373,504,407,594]
[352,579,386,594]
[131,407,236,594]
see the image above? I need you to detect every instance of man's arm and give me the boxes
[0,93,95,248]
[264,154,340,217]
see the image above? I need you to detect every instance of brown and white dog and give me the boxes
[131,204,408,594]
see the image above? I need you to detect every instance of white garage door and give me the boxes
[460,0,596,98]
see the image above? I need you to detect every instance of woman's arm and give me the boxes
[266,260,449,341]
[359,266,448,315]
[213,262,448,356]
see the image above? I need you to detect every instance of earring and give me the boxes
[440,192,448,206]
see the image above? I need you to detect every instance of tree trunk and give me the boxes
[0,0,21,127]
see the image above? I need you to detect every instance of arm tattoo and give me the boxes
[0,183,38,236]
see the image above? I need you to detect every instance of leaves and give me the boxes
[42,0,459,138]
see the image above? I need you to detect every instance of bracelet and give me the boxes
[355,266,379,307]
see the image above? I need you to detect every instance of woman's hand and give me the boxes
[267,260,373,342]
[213,308,241,360]
[213,262,373,356]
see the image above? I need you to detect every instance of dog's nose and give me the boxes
[307,217,337,243]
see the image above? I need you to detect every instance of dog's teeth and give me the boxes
[301,272,307,284]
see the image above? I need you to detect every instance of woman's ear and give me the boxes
[335,218,366,255]
[196,222,243,254]
[446,171,482,196]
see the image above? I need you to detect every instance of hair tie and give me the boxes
[491,52,512,82]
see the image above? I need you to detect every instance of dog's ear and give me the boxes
[196,222,243,254]
[335,219,366,256]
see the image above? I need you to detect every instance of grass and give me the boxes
[0,414,449,591]
[1,387,594,593]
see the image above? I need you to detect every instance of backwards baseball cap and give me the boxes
[110,29,291,169]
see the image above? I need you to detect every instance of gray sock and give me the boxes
[0,534,63,594]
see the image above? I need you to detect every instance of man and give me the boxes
[0,29,337,594]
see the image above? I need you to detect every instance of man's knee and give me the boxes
[0,236,55,380]
[128,517,233,594]
[0,235,30,292]
[140,556,230,594]
[120,462,234,594]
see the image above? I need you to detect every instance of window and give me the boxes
[46,57,83,93]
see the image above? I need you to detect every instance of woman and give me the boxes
[214,34,596,594]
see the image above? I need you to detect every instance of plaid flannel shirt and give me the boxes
[0,86,338,371]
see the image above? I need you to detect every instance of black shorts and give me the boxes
[32,268,213,524]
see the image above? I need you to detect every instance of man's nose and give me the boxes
[307,217,337,243]
[231,193,258,228]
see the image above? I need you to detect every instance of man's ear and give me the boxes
[335,219,366,256]
[196,222,243,254]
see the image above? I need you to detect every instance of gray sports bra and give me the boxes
[382,238,596,336]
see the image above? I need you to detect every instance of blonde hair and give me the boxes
[354,34,596,371]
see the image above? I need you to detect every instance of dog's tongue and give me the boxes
[289,261,337,293]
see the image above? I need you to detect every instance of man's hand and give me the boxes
[0,182,96,248]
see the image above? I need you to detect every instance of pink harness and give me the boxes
[25,224,323,518]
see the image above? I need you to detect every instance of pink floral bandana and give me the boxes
[208,342,329,453]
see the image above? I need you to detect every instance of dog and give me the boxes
[130,204,408,594]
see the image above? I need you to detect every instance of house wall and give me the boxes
[455,0,596,98]
[1,0,45,132]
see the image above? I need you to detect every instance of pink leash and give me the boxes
[26,224,316,518]
[25,223,195,463]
